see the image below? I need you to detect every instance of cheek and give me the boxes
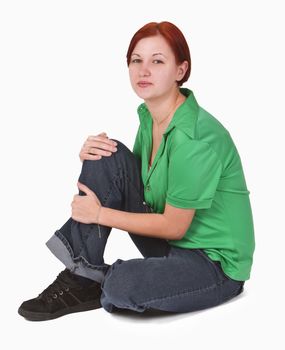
[156,70,176,84]
[128,69,139,91]
[128,69,135,84]
[129,67,137,82]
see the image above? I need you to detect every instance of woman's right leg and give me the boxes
[18,139,170,321]
[46,139,170,283]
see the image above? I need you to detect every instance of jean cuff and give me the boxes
[46,232,109,283]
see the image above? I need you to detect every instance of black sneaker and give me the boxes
[18,269,102,321]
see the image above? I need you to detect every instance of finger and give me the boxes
[87,136,117,146]
[82,142,117,155]
[84,141,118,153]
[88,134,108,142]
[81,148,111,157]
[88,148,113,156]
[94,137,116,147]
[77,182,94,196]
[80,154,102,161]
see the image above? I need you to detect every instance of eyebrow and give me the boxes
[131,52,167,58]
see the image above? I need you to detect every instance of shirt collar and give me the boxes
[137,88,199,139]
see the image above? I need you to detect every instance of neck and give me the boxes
[145,87,185,126]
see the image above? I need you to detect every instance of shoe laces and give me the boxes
[39,270,77,302]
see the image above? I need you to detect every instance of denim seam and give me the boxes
[124,171,153,214]
[82,168,121,253]
[109,282,223,312]
[99,166,123,207]
[54,166,123,274]
[104,166,148,211]
[124,172,144,201]
[138,281,223,308]
[55,230,75,258]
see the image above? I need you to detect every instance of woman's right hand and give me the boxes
[79,132,118,162]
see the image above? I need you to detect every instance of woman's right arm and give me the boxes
[79,132,118,162]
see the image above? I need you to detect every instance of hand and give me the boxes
[79,132,118,162]
[71,182,102,224]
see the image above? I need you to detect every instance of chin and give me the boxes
[134,89,158,101]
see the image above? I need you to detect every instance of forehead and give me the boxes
[132,35,173,57]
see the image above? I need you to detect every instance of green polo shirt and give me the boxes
[132,88,255,281]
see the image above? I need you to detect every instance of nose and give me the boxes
[139,63,151,77]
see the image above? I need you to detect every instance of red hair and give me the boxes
[126,21,191,86]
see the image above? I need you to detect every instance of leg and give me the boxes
[18,139,171,321]
[46,139,170,283]
[100,247,245,313]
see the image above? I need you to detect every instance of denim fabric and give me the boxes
[46,139,244,314]
[101,247,244,313]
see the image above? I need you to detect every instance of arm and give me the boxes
[99,204,195,240]
[73,184,195,241]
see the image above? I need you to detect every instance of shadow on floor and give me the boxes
[108,290,247,324]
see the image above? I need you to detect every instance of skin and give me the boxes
[128,34,188,124]
[79,132,118,161]
[72,34,195,240]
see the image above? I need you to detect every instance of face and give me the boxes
[128,35,188,102]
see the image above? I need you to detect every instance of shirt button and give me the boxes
[146,185,151,191]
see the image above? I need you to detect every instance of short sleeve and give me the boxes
[132,125,142,162]
[166,140,222,209]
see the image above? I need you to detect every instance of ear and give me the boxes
[176,60,189,82]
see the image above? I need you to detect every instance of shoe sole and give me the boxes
[18,299,102,321]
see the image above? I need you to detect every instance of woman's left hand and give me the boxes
[71,182,102,224]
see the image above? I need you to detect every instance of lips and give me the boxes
[137,81,152,88]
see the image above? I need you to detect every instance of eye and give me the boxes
[131,58,142,63]
[153,60,164,64]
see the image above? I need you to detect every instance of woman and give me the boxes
[18,21,255,321]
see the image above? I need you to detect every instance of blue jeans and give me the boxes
[46,139,244,314]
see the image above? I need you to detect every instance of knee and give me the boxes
[109,139,133,157]
[80,138,137,176]
[83,139,132,167]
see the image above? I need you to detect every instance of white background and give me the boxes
[0,0,284,349]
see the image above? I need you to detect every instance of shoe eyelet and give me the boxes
[53,293,58,299]
[59,290,63,295]
[65,287,69,292]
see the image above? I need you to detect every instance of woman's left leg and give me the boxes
[100,246,244,313]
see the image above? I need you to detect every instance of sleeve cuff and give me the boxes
[166,194,213,209]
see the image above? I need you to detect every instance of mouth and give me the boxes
[137,81,153,88]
